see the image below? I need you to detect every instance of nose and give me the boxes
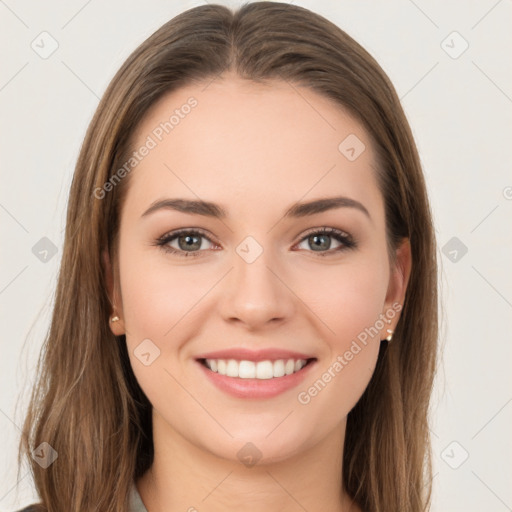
[219,244,296,331]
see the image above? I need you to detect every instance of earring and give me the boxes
[110,315,120,323]
[385,329,393,342]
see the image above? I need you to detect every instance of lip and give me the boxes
[194,348,315,362]
[195,356,317,399]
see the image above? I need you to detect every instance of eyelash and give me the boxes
[154,227,357,258]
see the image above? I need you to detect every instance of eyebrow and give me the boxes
[141,196,371,221]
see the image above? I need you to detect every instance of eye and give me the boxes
[154,226,356,258]
[155,228,218,258]
[294,227,356,256]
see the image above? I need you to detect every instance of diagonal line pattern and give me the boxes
[265,410,294,438]
[0,62,29,92]
[471,397,512,439]
[471,0,504,30]
[163,268,234,337]
[0,471,30,503]
[61,0,94,29]
[163,367,233,438]
[61,60,100,100]
[472,61,512,104]
[201,470,234,502]
[400,62,439,101]
[0,266,29,296]
[471,471,512,511]
[0,407,23,434]
[265,266,336,334]
[470,204,499,233]
[471,266,512,308]
[407,0,439,28]
[266,164,337,235]
[429,427,439,439]
[265,470,310,511]
[0,203,29,233]
[283,79,337,130]
[0,0,29,28]
[164,163,234,234]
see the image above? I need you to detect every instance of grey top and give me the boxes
[130,482,149,512]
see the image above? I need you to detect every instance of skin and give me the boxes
[104,71,412,512]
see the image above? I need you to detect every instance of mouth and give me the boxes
[197,357,317,379]
[195,355,318,399]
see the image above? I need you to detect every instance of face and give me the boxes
[105,72,411,465]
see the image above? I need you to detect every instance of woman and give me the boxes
[16,2,438,511]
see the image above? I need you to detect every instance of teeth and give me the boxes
[239,360,256,378]
[204,358,308,379]
[285,359,295,375]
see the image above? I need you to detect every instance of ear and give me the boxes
[102,248,125,336]
[381,238,412,337]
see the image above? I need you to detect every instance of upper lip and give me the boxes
[195,348,316,362]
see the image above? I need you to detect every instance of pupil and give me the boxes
[311,234,330,251]
[180,234,200,251]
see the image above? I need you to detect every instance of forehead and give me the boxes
[123,74,383,223]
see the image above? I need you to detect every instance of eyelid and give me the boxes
[298,225,352,240]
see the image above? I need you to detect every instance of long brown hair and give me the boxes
[17,3,438,511]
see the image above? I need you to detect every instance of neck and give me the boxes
[136,410,360,512]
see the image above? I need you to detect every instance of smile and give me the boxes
[200,358,313,379]
[195,356,317,399]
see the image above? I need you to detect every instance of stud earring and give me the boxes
[110,315,120,323]
[385,329,393,342]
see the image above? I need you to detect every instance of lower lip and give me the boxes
[196,359,316,399]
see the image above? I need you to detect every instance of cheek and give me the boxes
[297,253,389,344]
[294,266,386,421]
[119,247,207,339]
[118,251,202,405]
[293,255,388,408]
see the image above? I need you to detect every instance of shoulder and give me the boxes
[14,505,44,512]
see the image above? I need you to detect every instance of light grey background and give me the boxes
[1,0,511,510]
